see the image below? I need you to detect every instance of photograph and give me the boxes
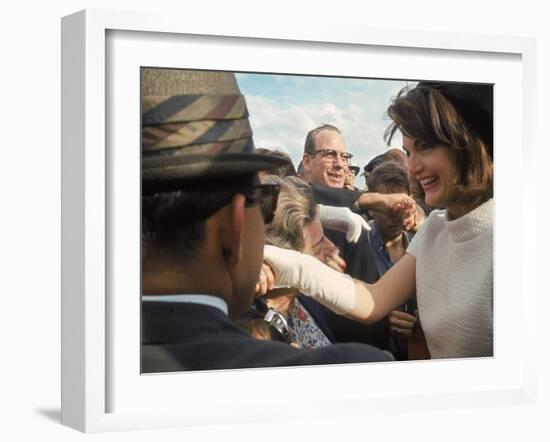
[140,67,494,374]
[52,2,546,437]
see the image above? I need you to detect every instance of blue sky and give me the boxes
[236,72,414,186]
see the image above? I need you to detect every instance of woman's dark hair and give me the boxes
[385,83,493,208]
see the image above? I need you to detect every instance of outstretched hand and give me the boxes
[255,262,276,297]
[378,193,419,231]
[318,204,370,243]
[356,192,419,232]
[260,245,357,315]
[259,245,306,295]
[392,197,419,231]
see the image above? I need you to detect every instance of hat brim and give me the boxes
[143,153,289,193]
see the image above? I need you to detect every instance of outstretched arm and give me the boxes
[355,192,419,232]
[262,245,416,323]
[318,204,370,243]
[349,253,416,322]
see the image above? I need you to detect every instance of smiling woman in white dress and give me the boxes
[262,82,494,359]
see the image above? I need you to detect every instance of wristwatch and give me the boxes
[264,308,293,344]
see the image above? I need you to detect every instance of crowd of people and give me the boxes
[140,68,493,372]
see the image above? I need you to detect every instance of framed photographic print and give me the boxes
[61,9,536,433]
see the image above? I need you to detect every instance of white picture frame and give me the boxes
[61,9,537,433]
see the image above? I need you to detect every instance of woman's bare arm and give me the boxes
[347,253,416,323]
[262,246,417,323]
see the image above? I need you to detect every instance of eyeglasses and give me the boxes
[242,183,280,224]
[309,148,353,164]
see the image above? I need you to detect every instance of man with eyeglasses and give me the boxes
[302,124,353,188]
[302,126,360,191]
[141,68,391,373]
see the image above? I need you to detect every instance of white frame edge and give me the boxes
[61,8,537,433]
[62,9,107,432]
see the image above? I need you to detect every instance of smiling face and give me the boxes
[303,129,347,188]
[403,134,466,216]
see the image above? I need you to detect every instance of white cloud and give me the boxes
[244,82,406,174]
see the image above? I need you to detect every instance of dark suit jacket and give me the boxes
[142,300,391,373]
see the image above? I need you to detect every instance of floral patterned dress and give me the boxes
[287,298,332,349]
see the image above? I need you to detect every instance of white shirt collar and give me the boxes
[142,294,228,315]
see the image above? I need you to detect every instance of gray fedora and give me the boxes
[142,68,288,193]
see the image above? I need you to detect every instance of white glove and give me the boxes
[263,245,356,315]
[318,204,370,243]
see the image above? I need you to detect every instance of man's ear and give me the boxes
[302,153,312,173]
[225,193,246,266]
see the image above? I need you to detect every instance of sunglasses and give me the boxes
[180,183,279,224]
[242,183,280,224]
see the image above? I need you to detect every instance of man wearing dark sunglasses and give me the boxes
[141,68,391,373]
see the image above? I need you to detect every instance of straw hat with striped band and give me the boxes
[142,68,288,193]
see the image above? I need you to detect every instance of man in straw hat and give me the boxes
[141,68,391,373]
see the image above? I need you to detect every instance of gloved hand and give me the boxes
[318,204,370,243]
[263,245,356,315]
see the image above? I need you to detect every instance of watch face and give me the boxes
[264,308,292,343]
